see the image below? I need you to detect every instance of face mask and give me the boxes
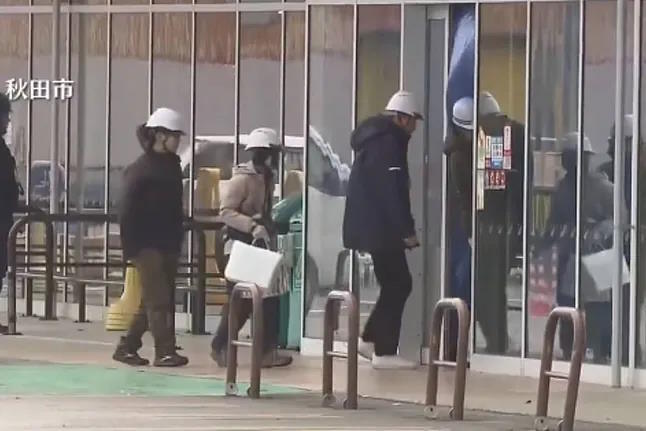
[164,135,180,154]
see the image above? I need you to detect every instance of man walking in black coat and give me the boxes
[0,93,20,334]
[343,90,422,369]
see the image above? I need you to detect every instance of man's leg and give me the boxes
[136,249,187,367]
[113,307,150,366]
[366,249,413,357]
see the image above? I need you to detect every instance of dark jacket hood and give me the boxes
[351,115,408,152]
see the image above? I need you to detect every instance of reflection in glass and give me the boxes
[109,14,149,213]
[31,14,55,210]
[194,13,236,187]
[353,4,402,335]
[475,3,526,356]
[239,12,281,167]
[526,3,579,359]
[152,13,192,212]
[637,0,646,368]
[0,15,29,208]
[356,5,401,122]
[68,13,108,285]
[108,13,149,272]
[305,5,354,339]
[581,0,632,365]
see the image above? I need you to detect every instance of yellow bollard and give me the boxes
[105,266,142,331]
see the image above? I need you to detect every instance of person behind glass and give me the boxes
[0,93,20,335]
[343,91,422,370]
[445,93,525,355]
[112,107,188,367]
[210,127,293,368]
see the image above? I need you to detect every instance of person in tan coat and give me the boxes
[210,127,293,368]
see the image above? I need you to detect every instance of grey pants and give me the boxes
[120,249,178,358]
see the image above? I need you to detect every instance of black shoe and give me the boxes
[154,353,189,367]
[210,348,227,368]
[113,349,150,366]
[0,324,8,335]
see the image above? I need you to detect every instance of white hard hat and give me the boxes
[479,91,501,116]
[561,132,594,153]
[145,107,185,134]
[245,127,280,151]
[452,92,502,131]
[384,90,423,120]
[609,114,634,140]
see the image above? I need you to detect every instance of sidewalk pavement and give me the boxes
[1,314,645,430]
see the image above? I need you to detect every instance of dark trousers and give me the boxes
[120,249,178,358]
[362,249,412,356]
[211,255,280,354]
[475,227,509,354]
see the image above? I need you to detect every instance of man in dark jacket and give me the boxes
[343,90,422,369]
[0,93,20,334]
[444,94,525,354]
[114,107,188,367]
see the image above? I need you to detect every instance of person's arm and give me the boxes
[0,148,19,216]
[219,175,257,234]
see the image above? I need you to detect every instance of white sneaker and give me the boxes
[358,339,374,360]
[371,353,418,370]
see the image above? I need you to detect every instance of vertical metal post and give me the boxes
[25,278,33,317]
[233,8,240,165]
[63,11,72,304]
[50,0,61,216]
[612,0,627,388]
[521,1,532,361]
[50,0,62,313]
[574,0,586,311]
[469,3,481,353]
[629,0,642,385]
[300,4,310,347]
[44,220,56,320]
[278,7,286,199]
[104,10,112,287]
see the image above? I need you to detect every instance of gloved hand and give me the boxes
[251,224,270,244]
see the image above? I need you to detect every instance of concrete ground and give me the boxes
[1,315,645,430]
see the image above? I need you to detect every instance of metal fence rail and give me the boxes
[5,210,223,336]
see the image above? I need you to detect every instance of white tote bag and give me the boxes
[224,240,289,297]
[580,248,629,302]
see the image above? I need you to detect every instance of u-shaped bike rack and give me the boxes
[535,307,586,431]
[322,290,359,410]
[225,282,265,399]
[425,297,470,421]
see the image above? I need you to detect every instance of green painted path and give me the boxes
[0,363,304,397]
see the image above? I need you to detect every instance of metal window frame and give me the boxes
[300,3,310,342]
[63,9,72,303]
[103,9,112,289]
[628,0,642,385]
[574,0,585,313]
[469,1,480,355]
[520,0,531,362]
[349,2,357,297]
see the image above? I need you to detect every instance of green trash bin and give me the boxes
[273,197,303,350]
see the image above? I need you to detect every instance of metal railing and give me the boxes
[5,210,223,336]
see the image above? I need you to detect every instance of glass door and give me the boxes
[398,4,449,363]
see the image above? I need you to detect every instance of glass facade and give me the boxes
[1,0,645,387]
[526,1,580,360]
